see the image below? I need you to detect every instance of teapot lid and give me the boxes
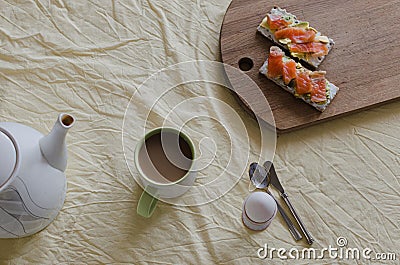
[0,130,18,189]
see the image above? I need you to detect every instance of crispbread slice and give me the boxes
[258,7,334,69]
[259,48,339,112]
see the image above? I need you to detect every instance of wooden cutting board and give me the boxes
[220,0,400,133]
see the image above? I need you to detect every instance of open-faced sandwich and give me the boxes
[258,7,334,69]
[260,46,339,112]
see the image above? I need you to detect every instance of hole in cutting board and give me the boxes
[238,57,254,71]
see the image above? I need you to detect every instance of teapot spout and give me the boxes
[39,114,75,172]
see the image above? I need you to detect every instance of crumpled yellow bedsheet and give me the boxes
[0,0,399,264]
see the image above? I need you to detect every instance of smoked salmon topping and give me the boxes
[267,46,284,78]
[266,46,328,103]
[295,71,313,95]
[274,27,316,43]
[282,60,297,85]
[289,42,329,57]
[310,76,327,102]
[266,14,291,30]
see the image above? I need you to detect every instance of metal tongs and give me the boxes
[249,161,314,245]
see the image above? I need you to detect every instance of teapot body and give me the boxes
[0,121,68,238]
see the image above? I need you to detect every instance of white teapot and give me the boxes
[0,113,75,238]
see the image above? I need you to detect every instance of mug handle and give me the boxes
[137,186,159,218]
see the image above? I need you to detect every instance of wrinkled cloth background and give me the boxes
[0,0,399,264]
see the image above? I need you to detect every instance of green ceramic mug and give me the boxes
[134,128,196,218]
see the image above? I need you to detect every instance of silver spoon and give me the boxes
[249,163,302,241]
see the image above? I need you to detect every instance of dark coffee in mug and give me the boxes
[138,131,193,184]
